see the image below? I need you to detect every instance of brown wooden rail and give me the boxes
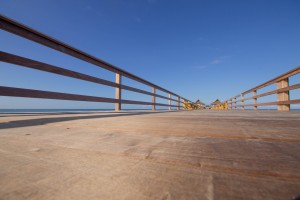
[0,15,192,110]
[226,66,300,111]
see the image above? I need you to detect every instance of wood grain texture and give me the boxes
[0,110,299,199]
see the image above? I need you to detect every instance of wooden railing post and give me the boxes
[234,98,237,109]
[168,94,171,111]
[152,87,156,111]
[253,90,257,110]
[177,96,180,110]
[277,78,290,111]
[241,94,244,110]
[115,72,122,111]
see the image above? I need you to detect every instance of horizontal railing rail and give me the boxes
[0,86,180,107]
[0,52,181,103]
[0,15,192,110]
[226,66,300,111]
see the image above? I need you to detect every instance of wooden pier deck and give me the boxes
[0,110,299,200]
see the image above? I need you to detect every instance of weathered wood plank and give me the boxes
[0,110,299,199]
[243,99,300,107]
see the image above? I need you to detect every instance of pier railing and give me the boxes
[226,66,300,111]
[0,15,192,111]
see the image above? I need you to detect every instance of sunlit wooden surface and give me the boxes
[0,110,299,199]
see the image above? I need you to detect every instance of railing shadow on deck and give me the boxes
[0,111,156,117]
[0,110,173,129]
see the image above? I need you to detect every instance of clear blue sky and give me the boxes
[1,0,300,109]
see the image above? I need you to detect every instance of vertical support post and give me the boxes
[277,78,290,111]
[241,94,244,110]
[234,98,237,109]
[253,90,257,110]
[152,87,156,111]
[177,96,180,110]
[229,99,232,109]
[115,72,122,111]
[168,94,171,111]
